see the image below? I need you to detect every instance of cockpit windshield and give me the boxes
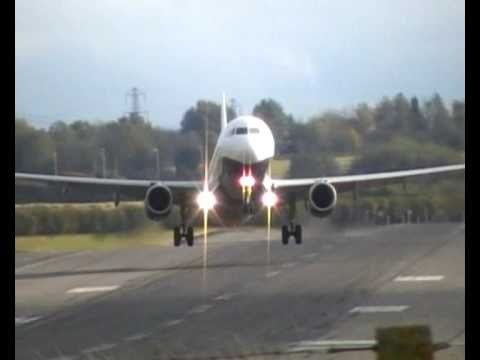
[235,127,248,135]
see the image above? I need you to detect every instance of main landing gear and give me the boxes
[174,205,194,247]
[173,225,194,247]
[281,193,302,245]
[281,222,302,245]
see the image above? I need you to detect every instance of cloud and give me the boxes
[15,0,464,128]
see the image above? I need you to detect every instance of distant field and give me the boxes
[270,159,290,178]
[15,225,218,252]
[335,155,355,173]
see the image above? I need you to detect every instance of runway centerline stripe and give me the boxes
[124,333,150,342]
[281,262,296,268]
[394,275,444,282]
[67,286,119,294]
[349,306,409,313]
[82,343,116,354]
[266,271,281,278]
[214,293,237,301]
[303,253,318,259]
[164,319,184,326]
[189,304,213,314]
[15,316,41,326]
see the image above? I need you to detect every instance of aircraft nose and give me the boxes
[244,135,274,162]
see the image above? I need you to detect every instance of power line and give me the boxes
[125,87,148,119]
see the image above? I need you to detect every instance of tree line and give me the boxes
[15,93,464,203]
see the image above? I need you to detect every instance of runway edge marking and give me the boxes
[15,316,42,326]
[394,275,444,282]
[349,306,409,313]
[67,285,119,294]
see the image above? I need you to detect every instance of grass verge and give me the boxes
[15,225,220,252]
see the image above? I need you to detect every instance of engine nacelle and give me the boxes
[144,184,173,220]
[307,181,337,218]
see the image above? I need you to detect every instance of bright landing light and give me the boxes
[196,190,217,211]
[239,174,255,188]
[261,191,278,208]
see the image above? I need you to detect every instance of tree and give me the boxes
[408,96,428,133]
[15,118,54,173]
[180,100,236,137]
[354,103,375,135]
[288,153,340,178]
[253,99,294,154]
[174,132,202,179]
[424,94,459,147]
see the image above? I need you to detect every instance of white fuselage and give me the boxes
[208,115,275,196]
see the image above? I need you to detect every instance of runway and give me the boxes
[15,222,465,359]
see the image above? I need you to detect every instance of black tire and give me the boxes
[187,226,194,247]
[173,227,181,247]
[281,225,289,245]
[295,225,302,244]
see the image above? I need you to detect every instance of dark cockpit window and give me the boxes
[249,128,260,134]
[235,127,248,135]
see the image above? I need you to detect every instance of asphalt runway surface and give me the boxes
[15,221,465,359]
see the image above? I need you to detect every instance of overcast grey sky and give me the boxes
[15,0,464,129]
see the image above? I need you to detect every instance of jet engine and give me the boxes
[307,181,337,217]
[144,184,173,220]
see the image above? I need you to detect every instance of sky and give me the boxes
[15,0,465,129]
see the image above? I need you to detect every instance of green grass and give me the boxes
[15,225,219,252]
[335,155,355,173]
[270,159,290,178]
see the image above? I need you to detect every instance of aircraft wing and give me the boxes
[15,173,202,202]
[271,164,465,194]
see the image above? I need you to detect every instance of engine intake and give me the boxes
[308,181,337,217]
[144,184,173,220]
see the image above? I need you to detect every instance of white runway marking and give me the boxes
[214,292,237,301]
[266,271,281,278]
[189,304,213,314]
[67,286,119,294]
[303,253,318,259]
[394,275,444,282]
[48,356,77,360]
[15,316,41,326]
[281,262,296,268]
[288,339,376,353]
[165,319,184,327]
[82,343,116,354]
[124,333,150,342]
[350,306,409,313]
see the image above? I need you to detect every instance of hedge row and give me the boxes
[15,204,149,236]
[330,196,464,225]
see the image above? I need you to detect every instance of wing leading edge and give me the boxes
[15,173,202,202]
[272,164,465,193]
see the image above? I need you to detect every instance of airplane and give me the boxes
[15,94,465,247]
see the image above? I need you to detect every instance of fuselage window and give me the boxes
[235,127,248,135]
[249,128,260,134]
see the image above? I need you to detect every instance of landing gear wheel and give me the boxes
[186,226,194,247]
[281,225,289,245]
[294,225,302,244]
[173,226,181,247]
